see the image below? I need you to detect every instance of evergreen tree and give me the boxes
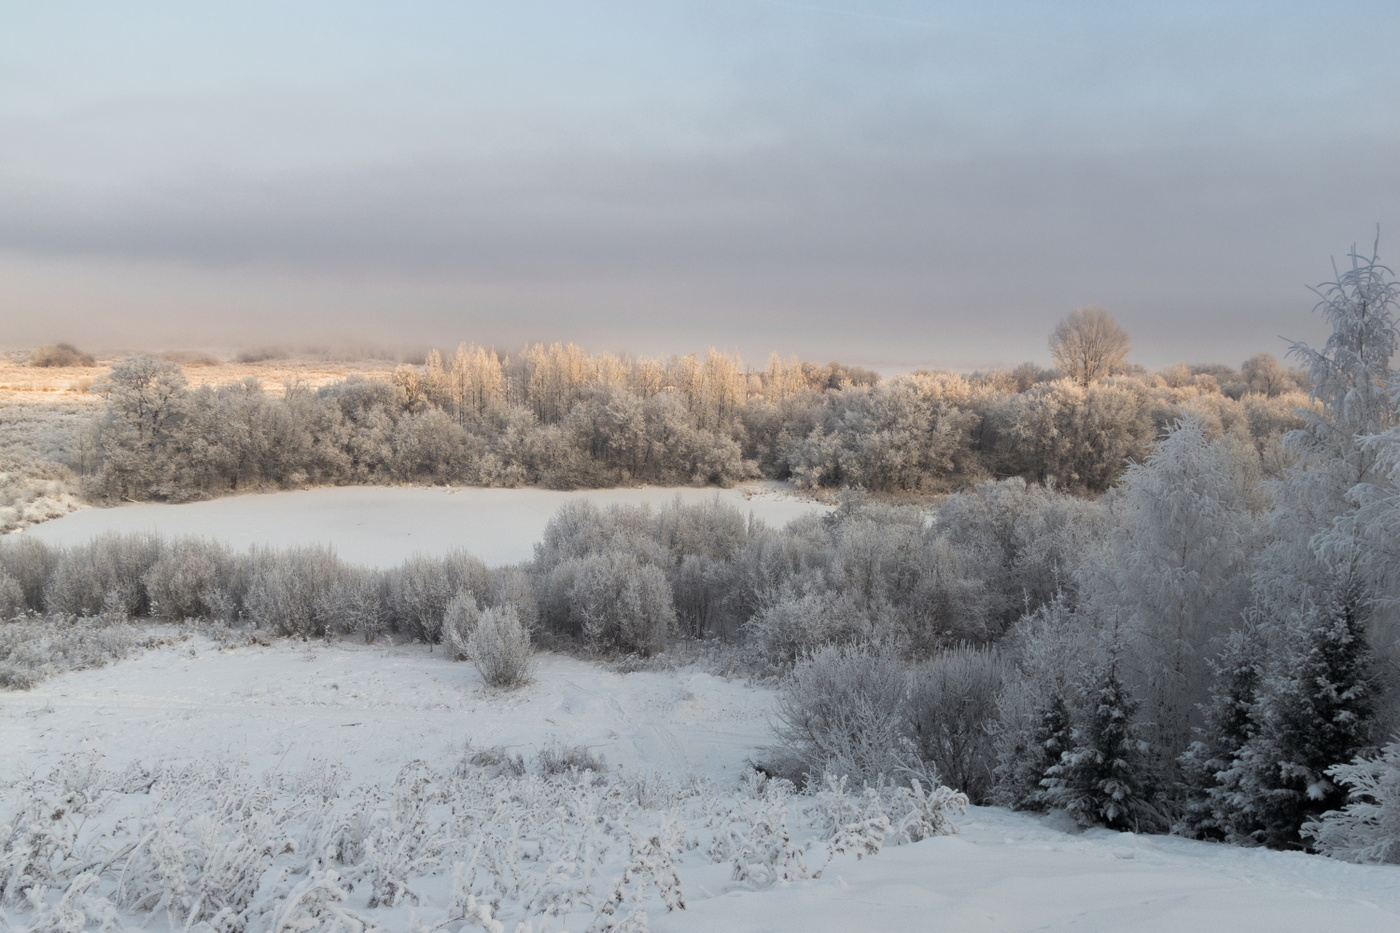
[1024,693,1072,811]
[1223,578,1375,848]
[1041,656,1159,832]
[1177,620,1265,839]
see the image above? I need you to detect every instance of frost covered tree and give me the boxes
[1040,653,1160,832]
[1259,240,1398,612]
[1023,694,1073,811]
[1177,620,1265,839]
[992,598,1095,809]
[93,356,189,445]
[1218,581,1375,848]
[1049,307,1131,387]
[1241,353,1306,397]
[1303,736,1400,863]
[1085,417,1260,770]
[1202,242,1399,847]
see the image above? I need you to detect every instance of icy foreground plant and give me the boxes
[1304,738,1400,864]
[1,748,965,932]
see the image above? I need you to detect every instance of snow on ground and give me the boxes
[20,483,831,567]
[4,639,1399,932]
[658,807,1400,933]
[0,637,772,787]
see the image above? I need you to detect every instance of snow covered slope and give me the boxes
[3,640,1398,932]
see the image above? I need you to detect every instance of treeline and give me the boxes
[80,343,1309,502]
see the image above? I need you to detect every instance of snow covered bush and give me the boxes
[774,643,926,786]
[326,567,388,643]
[536,742,606,775]
[0,570,22,621]
[44,531,164,617]
[0,728,970,932]
[442,588,481,661]
[744,588,867,675]
[489,564,540,633]
[567,551,678,656]
[468,604,536,688]
[142,535,238,621]
[243,544,343,638]
[0,536,55,615]
[1304,738,1400,863]
[387,550,491,644]
[906,644,1007,804]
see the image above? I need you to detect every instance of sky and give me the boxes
[3,1,1398,373]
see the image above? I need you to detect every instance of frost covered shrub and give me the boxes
[565,551,677,656]
[327,567,388,643]
[934,478,1109,635]
[0,536,55,614]
[142,536,238,620]
[1304,738,1400,863]
[490,564,540,633]
[442,588,481,661]
[468,604,535,688]
[906,645,1007,804]
[44,532,164,617]
[3,742,971,932]
[536,742,606,775]
[0,570,22,621]
[386,550,491,643]
[243,544,343,638]
[775,643,925,786]
[744,588,867,675]
[0,615,173,689]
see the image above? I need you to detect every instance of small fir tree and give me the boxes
[1041,658,1159,832]
[1177,620,1265,839]
[1024,693,1073,811]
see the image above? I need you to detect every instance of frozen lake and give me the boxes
[21,483,831,567]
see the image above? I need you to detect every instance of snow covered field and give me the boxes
[3,639,1398,932]
[21,484,831,568]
